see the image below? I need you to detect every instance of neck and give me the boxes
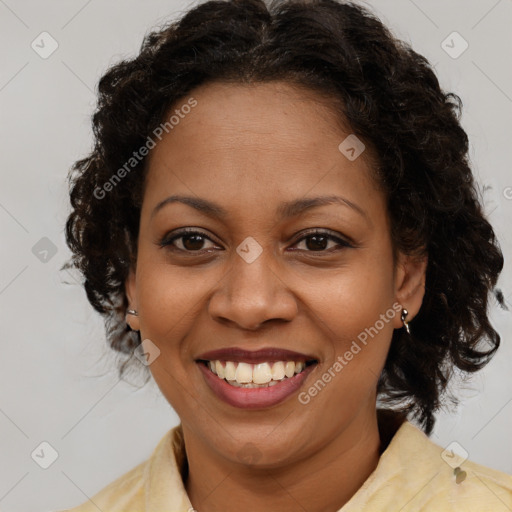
[184,408,387,512]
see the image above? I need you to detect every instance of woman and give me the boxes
[60,0,512,510]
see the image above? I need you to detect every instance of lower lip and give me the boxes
[198,362,317,409]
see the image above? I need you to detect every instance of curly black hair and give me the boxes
[64,0,505,434]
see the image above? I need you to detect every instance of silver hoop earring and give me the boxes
[400,308,410,335]
[127,309,139,316]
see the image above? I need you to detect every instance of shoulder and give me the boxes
[57,458,147,512]
[387,421,512,511]
[56,427,179,512]
[343,420,512,512]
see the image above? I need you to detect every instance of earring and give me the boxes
[400,308,411,335]
[126,309,139,332]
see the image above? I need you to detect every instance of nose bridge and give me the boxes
[231,238,276,298]
[208,237,297,329]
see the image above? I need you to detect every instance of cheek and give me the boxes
[136,256,218,341]
[294,247,396,383]
[134,257,210,416]
[314,285,395,382]
[291,245,395,335]
[295,278,397,421]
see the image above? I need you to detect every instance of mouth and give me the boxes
[195,347,319,409]
[197,359,317,388]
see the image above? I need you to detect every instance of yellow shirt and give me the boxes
[60,420,512,511]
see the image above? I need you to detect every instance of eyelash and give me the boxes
[159,228,353,255]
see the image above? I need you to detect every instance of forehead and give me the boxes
[152,81,350,153]
[142,81,383,219]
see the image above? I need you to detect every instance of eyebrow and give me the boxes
[151,194,368,221]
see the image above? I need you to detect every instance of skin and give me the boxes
[125,81,427,512]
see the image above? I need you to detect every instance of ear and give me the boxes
[125,267,140,331]
[392,250,428,329]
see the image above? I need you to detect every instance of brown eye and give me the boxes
[291,230,353,252]
[302,234,330,251]
[160,228,352,255]
[180,233,208,251]
[160,229,218,252]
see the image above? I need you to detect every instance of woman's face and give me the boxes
[126,81,426,467]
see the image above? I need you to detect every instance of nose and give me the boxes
[207,245,298,331]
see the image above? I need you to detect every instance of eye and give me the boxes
[160,227,353,255]
[290,229,353,253]
[159,228,219,253]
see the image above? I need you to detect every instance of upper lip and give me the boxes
[196,347,318,364]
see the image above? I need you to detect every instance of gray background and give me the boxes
[0,0,511,511]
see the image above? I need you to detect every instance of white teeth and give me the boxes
[235,362,253,383]
[205,359,312,387]
[253,363,272,384]
[215,360,225,379]
[285,361,295,378]
[271,361,285,380]
[224,361,236,381]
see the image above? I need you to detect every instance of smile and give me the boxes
[195,347,319,409]
[202,360,315,388]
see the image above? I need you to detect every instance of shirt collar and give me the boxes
[144,422,193,511]
[143,411,429,511]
